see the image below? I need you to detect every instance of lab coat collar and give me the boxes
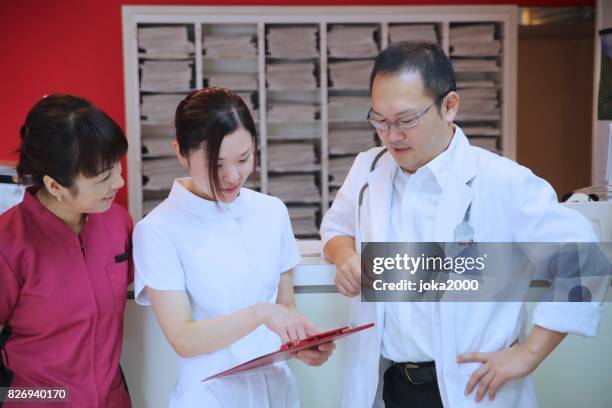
[423,127,459,189]
[168,177,252,219]
[432,126,478,241]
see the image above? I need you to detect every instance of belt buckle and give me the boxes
[403,363,424,385]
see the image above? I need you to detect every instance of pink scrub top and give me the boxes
[0,190,133,407]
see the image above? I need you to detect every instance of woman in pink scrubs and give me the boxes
[0,94,132,407]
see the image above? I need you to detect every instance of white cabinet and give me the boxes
[122,6,517,236]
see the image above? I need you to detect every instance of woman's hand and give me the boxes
[256,303,319,344]
[458,343,540,402]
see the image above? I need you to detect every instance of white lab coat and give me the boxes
[320,126,602,408]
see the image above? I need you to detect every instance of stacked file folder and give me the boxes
[142,158,187,192]
[268,143,319,172]
[457,87,500,122]
[142,137,174,158]
[138,26,194,58]
[329,129,375,155]
[288,206,319,236]
[267,103,318,123]
[457,80,497,89]
[206,74,258,91]
[329,60,373,90]
[267,63,317,91]
[203,35,256,59]
[450,24,501,57]
[268,175,321,203]
[328,25,379,59]
[389,24,438,44]
[328,96,370,122]
[140,60,193,92]
[267,27,318,58]
[451,59,499,72]
[141,94,186,125]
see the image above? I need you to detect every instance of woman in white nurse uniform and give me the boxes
[133,88,334,407]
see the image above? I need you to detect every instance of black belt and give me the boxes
[391,361,437,385]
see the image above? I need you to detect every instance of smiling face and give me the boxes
[176,126,255,203]
[50,160,125,214]
[370,70,458,173]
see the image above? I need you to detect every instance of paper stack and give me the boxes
[140,60,193,92]
[268,143,319,172]
[329,60,373,90]
[450,24,501,57]
[138,26,194,58]
[452,59,499,72]
[328,25,379,59]
[141,94,186,125]
[389,24,438,44]
[268,175,321,203]
[142,158,187,192]
[328,96,370,121]
[267,27,319,58]
[203,35,256,59]
[329,156,356,187]
[456,95,500,121]
[206,74,258,91]
[457,80,497,89]
[267,103,318,123]
[267,63,317,91]
[288,206,319,236]
[142,138,174,158]
[329,129,375,155]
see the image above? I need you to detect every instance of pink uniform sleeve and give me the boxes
[0,251,19,325]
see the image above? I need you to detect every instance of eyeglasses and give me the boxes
[367,102,435,133]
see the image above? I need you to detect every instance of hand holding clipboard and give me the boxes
[203,323,375,381]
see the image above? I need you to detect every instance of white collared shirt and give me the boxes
[381,134,458,363]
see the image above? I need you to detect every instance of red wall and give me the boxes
[0,0,594,208]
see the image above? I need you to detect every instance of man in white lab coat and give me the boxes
[320,42,602,408]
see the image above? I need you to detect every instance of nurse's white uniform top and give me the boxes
[133,178,301,408]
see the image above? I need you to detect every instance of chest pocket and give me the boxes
[106,254,129,314]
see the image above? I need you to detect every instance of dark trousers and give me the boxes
[383,363,444,408]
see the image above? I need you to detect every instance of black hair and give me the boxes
[369,41,456,110]
[174,87,258,201]
[17,94,127,189]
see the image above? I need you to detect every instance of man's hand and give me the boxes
[458,343,539,402]
[335,253,361,297]
[458,325,567,403]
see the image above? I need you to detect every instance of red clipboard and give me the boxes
[202,323,375,382]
